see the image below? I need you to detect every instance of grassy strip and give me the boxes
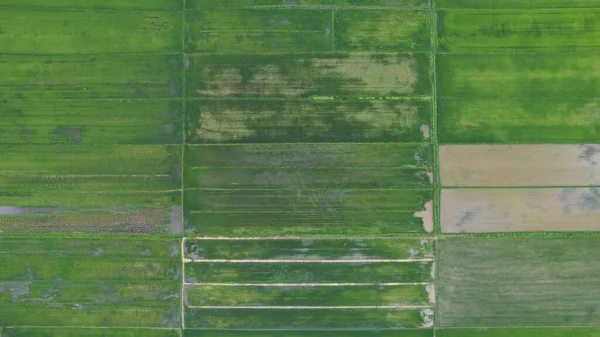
[334,9,430,51]
[183,330,433,337]
[434,0,600,8]
[437,328,600,337]
[437,8,600,52]
[0,10,182,54]
[184,308,429,329]
[4,328,181,337]
[0,0,181,10]
[184,238,434,260]
[185,284,430,306]
[185,261,433,283]
[185,9,332,53]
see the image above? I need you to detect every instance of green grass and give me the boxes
[0,237,180,327]
[0,54,182,100]
[185,188,432,213]
[185,9,332,53]
[186,210,431,236]
[436,237,600,327]
[3,328,181,337]
[434,0,600,8]
[185,261,433,283]
[0,10,183,54]
[437,53,600,143]
[335,10,430,51]
[185,238,434,260]
[184,308,430,329]
[286,0,428,7]
[186,99,432,143]
[437,328,600,337]
[186,0,283,9]
[0,100,183,145]
[187,53,431,99]
[0,0,182,10]
[185,284,430,306]
[183,330,434,337]
[185,143,432,169]
[437,9,600,52]
[2,191,180,208]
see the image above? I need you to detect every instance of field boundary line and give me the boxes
[185,141,433,146]
[443,185,600,189]
[180,0,187,329]
[3,326,179,330]
[186,51,432,56]
[182,328,433,331]
[185,305,433,309]
[0,6,182,12]
[185,235,436,240]
[184,282,433,286]
[184,187,434,192]
[184,258,433,263]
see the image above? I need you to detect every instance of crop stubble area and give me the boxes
[2,0,600,336]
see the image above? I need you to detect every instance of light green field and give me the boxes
[438,9,600,52]
[437,328,600,337]
[434,0,600,8]
[187,53,431,99]
[0,238,180,327]
[184,308,431,329]
[185,284,430,306]
[185,238,434,260]
[0,0,181,10]
[185,9,332,53]
[437,53,600,143]
[287,0,428,7]
[3,328,181,337]
[0,100,182,145]
[437,238,600,327]
[184,330,433,337]
[335,10,430,51]
[186,99,432,143]
[0,10,182,54]
[0,54,182,100]
[185,261,433,283]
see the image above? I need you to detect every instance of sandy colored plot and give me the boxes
[440,144,600,187]
[442,188,600,233]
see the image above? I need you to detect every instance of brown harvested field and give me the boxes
[439,144,600,187]
[442,188,600,233]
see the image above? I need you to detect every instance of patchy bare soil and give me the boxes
[439,144,600,186]
[413,200,433,233]
[442,188,600,233]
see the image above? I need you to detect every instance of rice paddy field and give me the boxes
[1,0,600,335]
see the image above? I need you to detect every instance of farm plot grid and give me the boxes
[2,0,600,336]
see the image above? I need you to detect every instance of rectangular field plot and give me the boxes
[183,331,434,337]
[185,261,433,283]
[437,237,600,327]
[0,238,181,327]
[0,10,182,54]
[0,100,182,145]
[185,9,332,53]
[437,328,600,337]
[187,53,431,98]
[441,188,600,233]
[3,328,181,337]
[334,10,430,51]
[185,238,434,260]
[186,143,432,169]
[435,0,600,8]
[0,54,182,100]
[185,284,432,306]
[186,0,283,9]
[186,99,432,143]
[285,0,429,8]
[185,308,433,329]
[0,0,181,10]
[437,9,600,52]
[438,98,600,144]
[439,144,600,187]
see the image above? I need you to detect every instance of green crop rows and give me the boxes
[1,0,600,335]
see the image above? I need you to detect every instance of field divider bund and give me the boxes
[442,185,600,189]
[184,258,433,263]
[185,235,437,240]
[180,0,187,330]
[184,282,433,286]
[185,305,433,309]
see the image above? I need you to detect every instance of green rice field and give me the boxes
[2,0,599,335]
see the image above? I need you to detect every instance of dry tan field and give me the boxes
[439,144,600,187]
[442,188,600,233]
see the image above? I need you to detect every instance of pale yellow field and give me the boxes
[439,144,600,187]
[442,188,600,233]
